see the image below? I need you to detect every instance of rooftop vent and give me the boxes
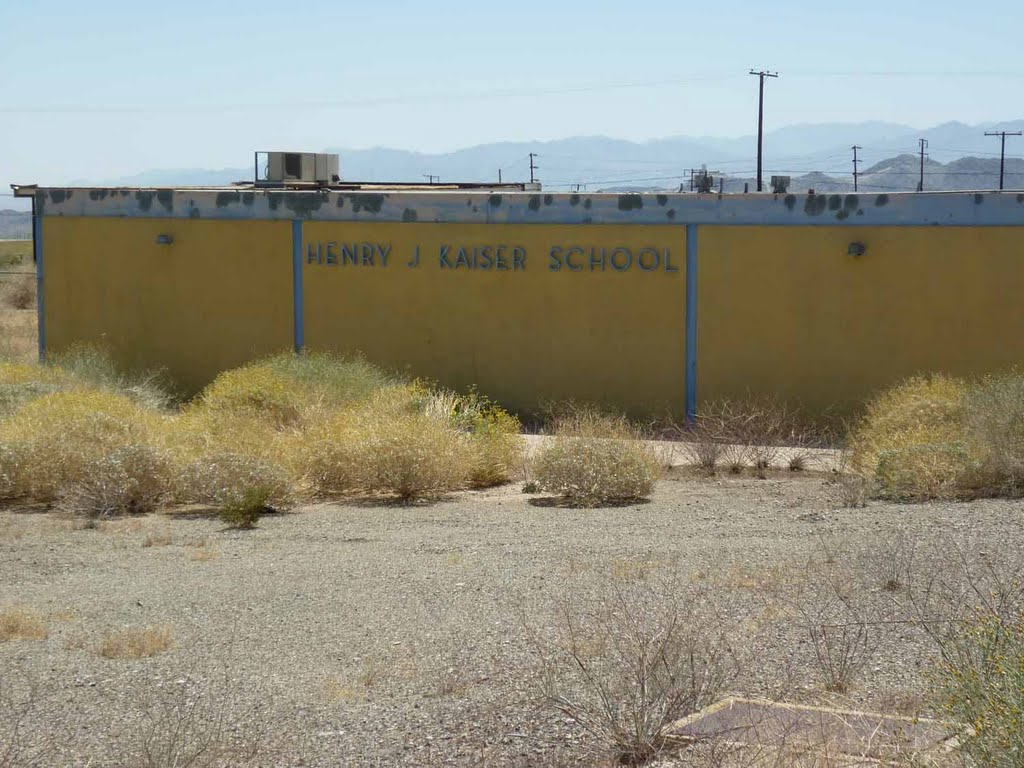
[256,151,340,185]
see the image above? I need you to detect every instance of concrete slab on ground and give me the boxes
[667,697,957,764]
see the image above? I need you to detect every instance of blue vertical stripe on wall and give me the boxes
[291,219,304,353]
[33,200,45,362]
[685,224,698,422]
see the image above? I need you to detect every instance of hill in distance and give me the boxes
[63,119,1024,192]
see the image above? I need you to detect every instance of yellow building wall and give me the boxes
[301,222,687,416]
[697,226,1024,413]
[42,217,293,393]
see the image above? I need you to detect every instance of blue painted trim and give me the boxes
[33,203,45,362]
[291,219,304,353]
[685,224,698,423]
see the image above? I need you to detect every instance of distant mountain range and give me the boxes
[67,119,1024,192]
[699,154,1024,195]
[0,210,31,239]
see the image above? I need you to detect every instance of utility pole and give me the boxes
[423,174,439,185]
[528,153,538,184]
[498,169,502,184]
[749,70,778,192]
[917,139,928,192]
[984,130,1022,190]
[851,145,862,192]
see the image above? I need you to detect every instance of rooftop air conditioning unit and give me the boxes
[770,175,791,194]
[260,152,340,184]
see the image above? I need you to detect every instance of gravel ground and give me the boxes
[2,469,1023,766]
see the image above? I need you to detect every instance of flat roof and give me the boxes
[11,184,1024,227]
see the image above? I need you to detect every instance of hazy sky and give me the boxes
[2,0,1022,192]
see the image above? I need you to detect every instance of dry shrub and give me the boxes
[933,612,1024,766]
[50,344,175,411]
[99,625,174,659]
[525,574,734,765]
[1,274,35,310]
[849,375,967,500]
[681,397,810,475]
[261,350,396,409]
[119,667,294,767]
[345,393,474,501]
[849,371,1024,501]
[0,670,61,767]
[533,410,660,506]
[910,536,1024,766]
[0,361,69,419]
[873,443,976,502]
[142,529,173,548]
[788,561,879,694]
[176,452,294,527]
[194,365,305,428]
[0,390,165,503]
[57,443,171,517]
[963,371,1024,496]
[426,388,523,488]
[908,537,1024,766]
[303,385,475,501]
[192,351,395,427]
[0,606,48,642]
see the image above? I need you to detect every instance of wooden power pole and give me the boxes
[749,70,779,192]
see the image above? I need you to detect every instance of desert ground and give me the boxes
[2,466,1021,766]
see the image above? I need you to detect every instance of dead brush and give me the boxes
[856,528,917,593]
[523,573,735,765]
[0,389,165,503]
[57,443,171,518]
[792,564,879,694]
[0,605,48,643]
[532,408,661,506]
[117,666,294,768]
[300,385,475,501]
[905,535,1024,767]
[1,274,35,310]
[678,398,813,478]
[99,625,174,659]
[0,670,61,768]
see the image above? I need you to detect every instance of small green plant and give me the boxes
[175,452,294,526]
[218,486,272,529]
[533,410,660,506]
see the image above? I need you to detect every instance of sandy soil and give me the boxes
[2,470,1022,766]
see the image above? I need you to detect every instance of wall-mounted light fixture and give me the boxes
[155,234,174,246]
[847,242,866,257]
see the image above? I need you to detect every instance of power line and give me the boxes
[984,130,1023,190]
